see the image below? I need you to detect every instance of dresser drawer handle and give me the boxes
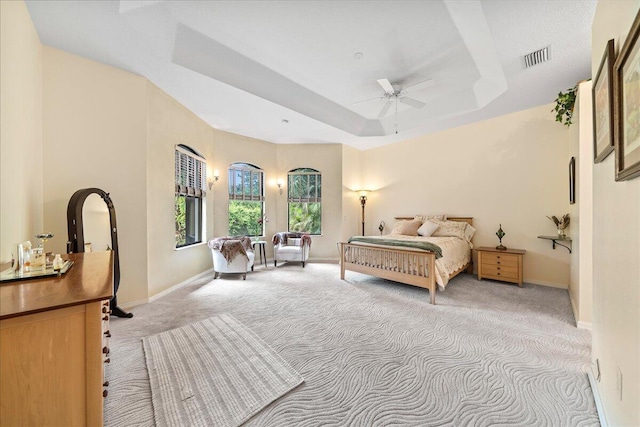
[102,307,108,313]
[102,346,110,354]
[103,315,109,321]
[104,331,111,338]
[497,261,500,264]
[497,267,500,270]
[103,389,109,398]
[103,381,109,387]
[497,272,501,275]
[104,358,111,364]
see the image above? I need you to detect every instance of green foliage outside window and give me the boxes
[175,195,186,246]
[289,202,321,234]
[228,201,263,236]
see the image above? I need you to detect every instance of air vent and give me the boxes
[523,46,550,68]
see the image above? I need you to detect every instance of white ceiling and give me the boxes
[25,0,596,150]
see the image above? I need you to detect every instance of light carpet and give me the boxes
[143,314,303,427]
[105,263,599,426]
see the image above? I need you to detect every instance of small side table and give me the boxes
[477,247,526,287]
[252,240,267,268]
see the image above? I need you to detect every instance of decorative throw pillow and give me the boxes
[391,220,410,234]
[417,220,439,237]
[464,223,476,242]
[397,220,422,236]
[431,220,467,239]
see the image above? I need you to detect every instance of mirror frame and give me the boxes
[67,188,132,318]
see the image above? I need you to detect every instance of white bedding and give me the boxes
[349,234,472,289]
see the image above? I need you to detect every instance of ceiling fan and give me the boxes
[353,78,434,119]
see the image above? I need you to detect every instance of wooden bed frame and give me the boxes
[339,217,473,305]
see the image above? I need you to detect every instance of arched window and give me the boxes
[175,144,206,248]
[228,162,265,237]
[288,168,321,235]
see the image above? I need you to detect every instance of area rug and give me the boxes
[142,313,303,427]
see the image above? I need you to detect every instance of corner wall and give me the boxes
[0,0,43,262]
[362,103,573,287]
[42,47,149,304]
[591,1,640,425]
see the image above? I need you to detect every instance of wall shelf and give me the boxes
[538,235,572,253]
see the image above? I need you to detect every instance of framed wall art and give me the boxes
[593,39,615,163]
[614,9,640,181]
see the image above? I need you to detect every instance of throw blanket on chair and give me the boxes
[272,232,312,247]
[208,236,253,263]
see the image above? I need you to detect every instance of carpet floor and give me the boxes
[105,263,599,427]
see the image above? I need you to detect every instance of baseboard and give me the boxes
[526,279,569,289]
[120,267,214,310]
[308,258,339,264]
[577,320,592,330]
[588,371,608,427]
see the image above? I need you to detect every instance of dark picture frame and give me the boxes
[593,39,615,163]
[569,157,576,204]
[614,9,640,181]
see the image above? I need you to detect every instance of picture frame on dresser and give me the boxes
[614,8,640,181]
[593,39,615,163]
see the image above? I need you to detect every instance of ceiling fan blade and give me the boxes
[377,78,395,94]
[402,79,434,94]
[399,97,425,109]
[352,96,384,106]
[377,101,392,119]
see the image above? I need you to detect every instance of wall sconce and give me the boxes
[208,169,220,189]
[276,178,284,195]
[356,190,371,236]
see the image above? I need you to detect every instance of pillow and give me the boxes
[417,220,439,237]
[431,220,467,239]
[464,223,476,242]
[414,214,446,223]
[391,219,410,234]
[397,220,422,236]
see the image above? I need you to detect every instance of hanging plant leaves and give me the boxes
[552,86,577,127]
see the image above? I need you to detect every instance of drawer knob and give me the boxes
[497,267,501,270]
[104,331,111,338]
[497,256,500,259]
[103,315,109,321]
[497,272,501,275]
[104,358,111,364]
[102,307,108,313]
[103,381,109,387]
[103,390,109,398]
[497,261,500,264]
[102,346,109,354]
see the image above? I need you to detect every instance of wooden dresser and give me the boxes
[0,252,113,427]
[477,247,526,286]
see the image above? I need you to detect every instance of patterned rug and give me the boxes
[106,263,599,426]
[143,314,303,427]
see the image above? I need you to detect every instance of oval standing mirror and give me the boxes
[67,188,132,318]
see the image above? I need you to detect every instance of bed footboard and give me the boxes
[339,242,437,304]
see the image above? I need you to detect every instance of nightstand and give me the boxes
[477,247,526,287]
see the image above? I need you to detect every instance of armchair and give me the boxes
[208,236,255,280]
[272,232,312,267]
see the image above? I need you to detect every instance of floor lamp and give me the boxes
[357,190,370,236]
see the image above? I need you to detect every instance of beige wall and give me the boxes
[569,80,594,327]
[42,47,149,304]
[145,82,215,297]
[341,145,364,241]
[362,103,573,287]
[591,1,640,425]
[0,1,43,263]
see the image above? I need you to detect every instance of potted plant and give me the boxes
[552,86,577,127]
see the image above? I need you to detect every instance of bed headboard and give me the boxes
[394,216,473,226]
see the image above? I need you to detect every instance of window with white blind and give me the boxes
[288,168,321,234]
[175,145,207,248]
[228,163,265,237]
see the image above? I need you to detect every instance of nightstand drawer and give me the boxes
[480,252,519,266]
[481,265,519,279]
